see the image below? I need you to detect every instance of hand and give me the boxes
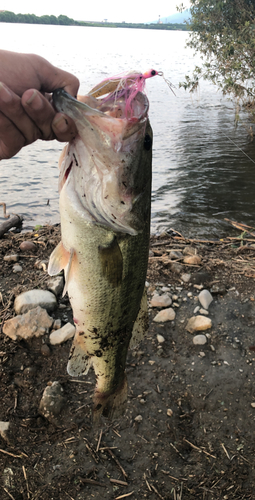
[0,50,80,160]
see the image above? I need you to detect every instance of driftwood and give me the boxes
[0,214,23,238]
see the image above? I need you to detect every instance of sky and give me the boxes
[1,0,190,24]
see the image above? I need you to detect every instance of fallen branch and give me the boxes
[0,214,23,238]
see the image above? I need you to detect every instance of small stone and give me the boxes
[167,409,173,417]
[198,289,213,310]
[49,323,75,345]
[139,399,146,404]
[4,254,19,262]
[161,286,170,292]
[41,344,51,357]
[186,315,212,333]
[3,306,53,340]
[181,273,191,283]
[149,250,154,257]
[193,334,207,345]
[210,284,226,295]
[157,348,164,356]
[13,264,22,273]
[150,294,172,308]
[187,292,193,298]
[172,294,178,301]
[53,319,62,330]
[170,262,183,274]
[47,276,64,296]
[157,334,165,343]
[183,255,202,265]
[183,246,196,256]
[19,241,37,253]
[251,403,255,408]
[199,351,206,357]
[134,415,143,422]
[194,306,200,314]
[169,250,183,259]
[14,289,57,314]
[199,308,209,315]
[0,421,10,441]
[39,381,65,420]
[153,308,176,323]
[148,360,155,365]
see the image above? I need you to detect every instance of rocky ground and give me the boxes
[1,223,255,500]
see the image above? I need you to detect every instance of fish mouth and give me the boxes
[53,88,149,125]
[53,85,151,235]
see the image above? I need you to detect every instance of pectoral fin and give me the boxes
[48,241,70,276]
[48,242,75,297]
[129,287,148,349]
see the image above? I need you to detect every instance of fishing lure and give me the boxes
[88,69,175,118]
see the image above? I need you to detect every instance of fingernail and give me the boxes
[25,90,43,110]
[0,82,13,103]
[53,116,69,133]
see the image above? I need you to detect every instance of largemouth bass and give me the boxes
[48,76,152,423]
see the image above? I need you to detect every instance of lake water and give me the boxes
[0,23,255,237]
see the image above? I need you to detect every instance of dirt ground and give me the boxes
[1,223,255,500]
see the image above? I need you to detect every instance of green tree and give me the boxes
[180,0,255,104]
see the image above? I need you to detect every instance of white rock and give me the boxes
[193,334,207,345]
[186,315,212,333]
[13,265,22,273]
[251,402,255,408]
[157,334,165,343]
[167,409,173,417]
[53,318,62,330]
[4,254,19,262]
[150,294,172,308]
[199,308,209,315]
[3,306,54,341]
[14,289,57,314]
[0,421,10,441]
[181,273,191,283]
[198,289,213,310]
[47,276,64,296]
[153,308,176,323]
[134,415,143,422]
[161,286,170,292]
[49,323,75,345]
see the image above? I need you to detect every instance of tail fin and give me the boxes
[92,375,128,426]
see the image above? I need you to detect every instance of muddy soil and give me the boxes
[1,225,255,500]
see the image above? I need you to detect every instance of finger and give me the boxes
[0,83,42,144]
[52,112,78,142]
[0,112,26,160]
[22,89,78,142]
[22,89,56,141]
[29,54,80,97]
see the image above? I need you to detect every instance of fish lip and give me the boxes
[53,88,149,123]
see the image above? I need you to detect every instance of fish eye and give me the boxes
[151,70,156,76]
[144,133,152,150]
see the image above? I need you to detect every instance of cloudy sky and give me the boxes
[1,0,189,23]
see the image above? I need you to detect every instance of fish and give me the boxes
[48,75,152,423]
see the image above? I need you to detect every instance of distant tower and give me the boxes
[157,14,162,24]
